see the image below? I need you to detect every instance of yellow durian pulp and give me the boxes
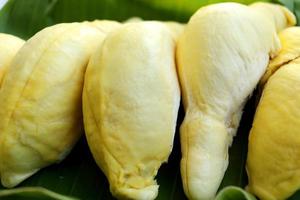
[176,2,295,200]
[83,21,180,200]
[247,27,300,200]
[0,21,120,188]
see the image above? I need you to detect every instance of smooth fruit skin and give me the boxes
[0,33,24,86]
[176,2,295,200]
[247,27,300,200]
[0,21,120,188]
[83,21,180,200]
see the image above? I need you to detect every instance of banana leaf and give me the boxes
[216,186,256,200]
[0,187,78,200]
[0,0,299,199]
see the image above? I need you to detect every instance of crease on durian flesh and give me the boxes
[0,21,120,188]
[83,21,180,200]
[247,27,300,200]
[176,2,295,200]
[261,27,300,86]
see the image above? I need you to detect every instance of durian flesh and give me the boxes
[83,21,180,200]
[247,27,300,200]
[0,21,120,188]
[176,2,295,200]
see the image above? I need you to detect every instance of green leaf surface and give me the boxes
[0,187,78,200]
[0,0,285,40]
[0,0,300,200]
[294,0,300,25]
[216,186,257,200]
[0,0,54,39]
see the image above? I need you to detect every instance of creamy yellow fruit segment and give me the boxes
[0,21,120,188]
[247,27,300,200]
[83,21,180,200]
[176,2,295,200]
